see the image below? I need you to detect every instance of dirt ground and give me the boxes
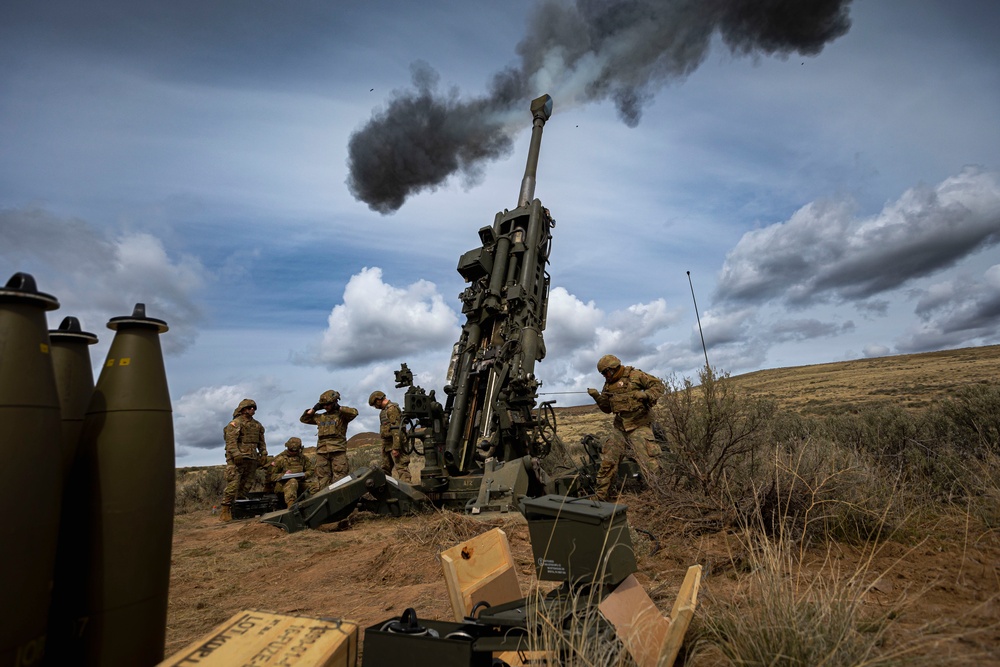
[164,496,1000,665]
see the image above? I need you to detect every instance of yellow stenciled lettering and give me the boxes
[39,343,49,354]
[230,614,264,635]
[248,625,303,665]
[106,358,115,367]
[198,634,229,654]
[72,616,89,639]
[171,631,229,664]
[278,625,331,665]
[14,635,45,666]
[258,618,281,635]
[119,357,131,366]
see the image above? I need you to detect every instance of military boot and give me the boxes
[219,504,232,522]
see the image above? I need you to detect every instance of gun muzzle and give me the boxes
[517,94,553,208]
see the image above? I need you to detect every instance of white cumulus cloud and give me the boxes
[0,206,205,353]
[312,267,459,368]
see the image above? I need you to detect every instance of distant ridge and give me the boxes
[730,344,1000,414]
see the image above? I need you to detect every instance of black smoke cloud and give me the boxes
[346,63,518,215]
[347,0,853,213]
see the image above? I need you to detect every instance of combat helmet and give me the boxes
[319,389,340,404]
[285,437,302,452]
[368,390,386,407]
[233,398,257,417]
[597,355,622,374]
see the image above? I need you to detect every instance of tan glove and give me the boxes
[587,388,601,401]
[259,454,269,466]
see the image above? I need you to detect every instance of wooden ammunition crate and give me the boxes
[159,610,358,667]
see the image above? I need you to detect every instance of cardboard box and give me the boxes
[160,610,358,666]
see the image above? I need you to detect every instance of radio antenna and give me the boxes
[687,271,710,370]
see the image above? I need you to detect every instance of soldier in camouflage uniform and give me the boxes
[266,437,315,507]
[587,355,664,502]
[369,390,411,483]
[300,390,358,488]
[221,398,268,521]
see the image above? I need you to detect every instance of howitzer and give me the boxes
[443,93,556,474]
[262,94,577,533]
[392,93,560,511]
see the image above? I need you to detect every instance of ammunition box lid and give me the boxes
[520,495,627,525]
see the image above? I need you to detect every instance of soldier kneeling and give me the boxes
[267,437,315,508]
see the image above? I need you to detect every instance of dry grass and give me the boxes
[692,534,906,666]
[730,344,1000,415]
[174,466,225,513]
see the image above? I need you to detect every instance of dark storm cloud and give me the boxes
[769,318,853,343]
[856,300,890,318]
[896,267,1000,353]
[716,167,1000,308]
[348,0,853,213]
[700,308,756,347]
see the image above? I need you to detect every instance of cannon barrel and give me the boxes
[517,94,553,208]
[445,94,555,473]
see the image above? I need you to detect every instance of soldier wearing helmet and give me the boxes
[369,390,411,483]
[220,398,268,521]
[300,390,358,488]
[587,355,664,501]
[267,437,315,508]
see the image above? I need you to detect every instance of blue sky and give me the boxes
[2,0,999,466]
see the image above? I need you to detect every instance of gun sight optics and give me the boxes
[394,363,413,389]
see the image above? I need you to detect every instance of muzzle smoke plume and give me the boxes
[347,0,853,214]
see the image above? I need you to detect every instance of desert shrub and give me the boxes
[647,367,914,543]
[817,403,922,464]
[621,367,998,540]
[695,532,906,667]
[814,402,999,504]
[655,366,776,500]
[930,382,1000,456]
[174,466,226,514]
[958,450,1000,528]
[348,443,382,470]
[896,437,970,502]
[765,410,816,449]
[906,442,1000,528]
[748,439,901,546]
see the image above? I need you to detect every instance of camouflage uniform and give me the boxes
[222,398,268,511]
[588,356,664,501]
[301,390,358,489]
[371,391,411,483]
[267,437,315,507]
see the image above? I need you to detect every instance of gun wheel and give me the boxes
[533,401,557,457]
[399,418,422,455]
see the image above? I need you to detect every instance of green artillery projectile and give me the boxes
[48,303,174,666]
[0,273,62,667]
